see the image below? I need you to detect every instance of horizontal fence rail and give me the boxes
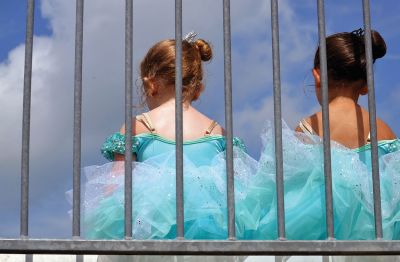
[1,0,392,258]
[0,240,400,256]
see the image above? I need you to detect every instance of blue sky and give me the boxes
[0,1,51,60]
[0,0,399,239]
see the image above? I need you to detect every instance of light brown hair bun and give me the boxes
[140,38,213,102]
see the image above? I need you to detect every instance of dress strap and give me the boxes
[136,113,156,134]
[298,119,315,135]
[205,120,218,135]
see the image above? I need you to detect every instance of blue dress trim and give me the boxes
[101,132,246,161]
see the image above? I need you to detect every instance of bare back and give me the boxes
[121,104,223,141]
[296,105,396,149]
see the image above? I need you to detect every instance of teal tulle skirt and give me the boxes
[79,149,266,240]
[75,123,400,240]
[259,122,400,240]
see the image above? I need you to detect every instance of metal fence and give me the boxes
[1,0,399,260]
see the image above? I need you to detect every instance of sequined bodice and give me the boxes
[101,132,246,167]
[354,139,400,170]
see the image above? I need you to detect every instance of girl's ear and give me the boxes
[144,78,158,97]
[312,68,321,89]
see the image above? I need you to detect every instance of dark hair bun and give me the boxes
[371,30,386,60]
[195,39,212,62]
[314,29,387,83]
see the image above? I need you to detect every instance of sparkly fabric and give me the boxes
[80,150,266,240]
[257,121,400,240]
[78,132,257,240]
[74,123,400,240]
[100,133,140,161]
[100,132,246,164]
[356,139,400,170]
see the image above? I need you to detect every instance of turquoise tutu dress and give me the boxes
[79,114,400,241]
[81,115,266,240]
[255,120,400,240]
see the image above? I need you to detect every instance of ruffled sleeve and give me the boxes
[233,137,247,152]
[386,139,400,153]
[100,133,140,161]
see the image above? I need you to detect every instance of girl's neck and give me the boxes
[328,95,359,108]
[147,95,191,111]
[326,82,362,106]
[328,81,362,104]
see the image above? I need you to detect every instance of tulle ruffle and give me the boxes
[79,149,275,240]
[258,121,400,240]
[75,122,400,240]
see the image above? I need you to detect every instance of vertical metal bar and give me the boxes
[76,255,84,262]
[270,0,285,240]
[25,254,33,262]
[20,0,35,239]
[316,0,334,240]
[362,0,383,239]
[124,0,133,239]
[223,0,236,240]
[175,0,184,240]
[72,0,84,239]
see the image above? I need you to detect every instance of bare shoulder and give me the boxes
[118,116,150,136]
[206,116,225,136]
[191,108,224,136]
[376,118,397,140]
[134,116,152,135]
[295,114,316,133]
[201,115,224,136]
[212,124,224,136]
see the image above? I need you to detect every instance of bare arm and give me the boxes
[114,153,136,162]
[377,119,397,140]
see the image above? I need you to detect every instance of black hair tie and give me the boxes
[351,28,364,37]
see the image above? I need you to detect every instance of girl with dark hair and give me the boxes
[296,29,397,162]
[257,29,400,240]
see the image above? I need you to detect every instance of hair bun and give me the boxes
[371,30,386,60]
[194,39,212,61]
